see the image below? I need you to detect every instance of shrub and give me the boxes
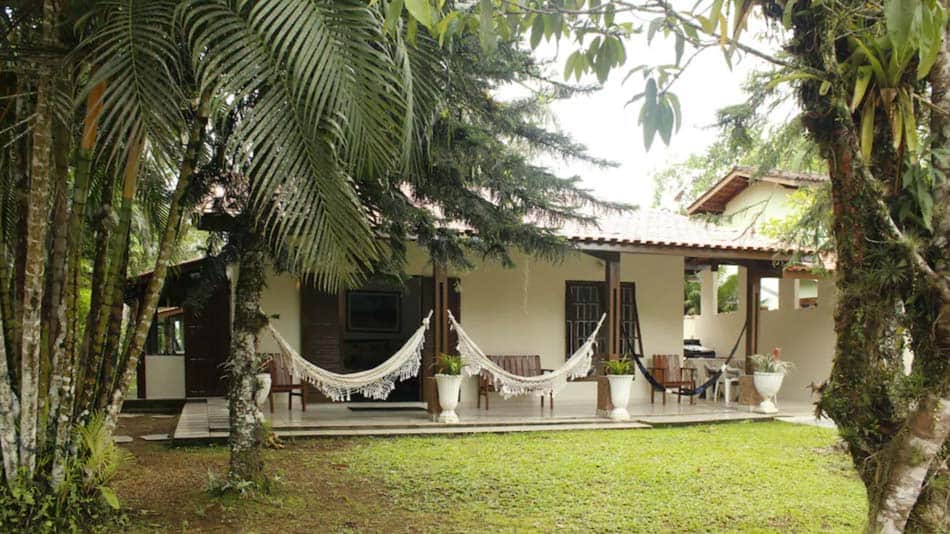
[435,353,463,375]
[604,357,635,375]
[0,415,130,532]
[750,353,795,375]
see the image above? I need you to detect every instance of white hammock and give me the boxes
[448,310,606,399]
[265,310,433,402]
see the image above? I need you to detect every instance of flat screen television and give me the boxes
[346,291,401,333]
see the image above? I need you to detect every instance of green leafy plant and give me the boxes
[604,357,635,376]
[750,353,795,375]
[435,353,463,375]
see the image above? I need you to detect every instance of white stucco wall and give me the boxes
[688,268,837,403]
[258,269,302,354]
[723,182,794,230]
[144,355,185,399]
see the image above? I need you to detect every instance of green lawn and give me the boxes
[117,420,866,532]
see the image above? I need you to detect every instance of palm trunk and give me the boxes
[228,230,268,485]
[19,62,54,476]
[48,83,104,487]
[104,90,212,431]
[94,134,141,410]
[73,168,117,417]
[38,97,71,456]
[0,311,18,486]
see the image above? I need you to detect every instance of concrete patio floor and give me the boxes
[172,395,820,442]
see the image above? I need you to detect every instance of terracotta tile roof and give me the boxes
[560,208,798,255]
[687,166,828,215]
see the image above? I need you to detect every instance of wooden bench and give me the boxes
[649,354,695,405]
[477,355,553,410]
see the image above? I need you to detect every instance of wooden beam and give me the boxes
[575,241,791,262]
[745,266,759,358]
[605,255,621,361]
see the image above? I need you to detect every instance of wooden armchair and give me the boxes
[649,354,695,405]
[264,355,307,412]
[477,355,553,410]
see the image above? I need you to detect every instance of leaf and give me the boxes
[666,92,682,132]
[917,4,944,80]
[718,13,728,46]
[900,89,918,153]
[705,0,723,33]
[850,66,872,112]
[405,0,432,29]
[884,0,916,48]
[101,486,120,510]
[819,80,831,96]
[658,100,674,146]
[782,0,799,29]
[860,99,876,161]
[647,17,663,45]
[674,32,685,66]
[530,14,544,49]
[384,0,405,33]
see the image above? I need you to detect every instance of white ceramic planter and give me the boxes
[607,374,634,421]
[435,374,462,423]
[753,372,784,414]
[255,373,272,406]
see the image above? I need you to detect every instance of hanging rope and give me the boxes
[634,320,748,397]
[448,311,606,399]
[264,310,433,402]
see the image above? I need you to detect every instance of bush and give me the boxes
[0,415,130,532]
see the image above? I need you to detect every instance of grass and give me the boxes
[114,418,866,533]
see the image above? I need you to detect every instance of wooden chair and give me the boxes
[649,354,695,405]
[266,356,307,412]
[477,355,553,409]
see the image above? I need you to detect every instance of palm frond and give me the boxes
[80,0,186,172]
[182,0,422,288]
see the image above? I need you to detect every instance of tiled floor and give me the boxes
[172,396,818,441]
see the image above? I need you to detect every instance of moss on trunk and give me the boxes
[227,229,268,486]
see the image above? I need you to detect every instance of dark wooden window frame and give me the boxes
[565,280,641,359]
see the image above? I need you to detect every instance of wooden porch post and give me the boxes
[597,253,621,414]
[425,264,449,415]
[744,266,760,371]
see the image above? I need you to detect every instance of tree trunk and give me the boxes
[227,230,268,485]
[19,64,54,477]
[94,133,141,411]
[104,90,212,431]
[49,82,104,487]
[73,167,117,418]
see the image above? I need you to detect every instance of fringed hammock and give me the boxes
[448,310,606,399]
[265,310,433,402]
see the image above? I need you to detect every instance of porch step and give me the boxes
[209,416,631,432]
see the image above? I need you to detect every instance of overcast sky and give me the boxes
[521,15,793,209]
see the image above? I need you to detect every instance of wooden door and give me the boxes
[184,280,231,397]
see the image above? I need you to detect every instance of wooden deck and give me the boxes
[171,396,807,442]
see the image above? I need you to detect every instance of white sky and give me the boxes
[519,15,791,209]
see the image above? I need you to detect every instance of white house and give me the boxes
[135,173,837,412]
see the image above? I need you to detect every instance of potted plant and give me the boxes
[604,357,635,421]
[750,349,794,414]
[256,359,273,407]
[435,353,463,423]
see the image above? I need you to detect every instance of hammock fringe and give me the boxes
[448,311,606,399]
[265,310,433,402]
